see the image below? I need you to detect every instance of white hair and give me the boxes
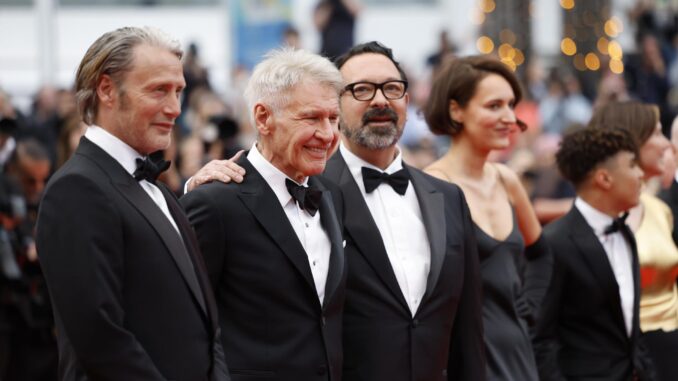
[243,48,343,123]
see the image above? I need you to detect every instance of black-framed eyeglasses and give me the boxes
[342,80,408,101]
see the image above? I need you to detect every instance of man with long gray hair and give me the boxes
[181,48,346,381]
[36,26,230,381]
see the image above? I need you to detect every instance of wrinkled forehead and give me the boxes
[282,80,340,111]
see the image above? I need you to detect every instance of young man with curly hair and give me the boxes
[533,127,656,381]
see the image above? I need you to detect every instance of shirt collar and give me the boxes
[339,142,404,186]
[84,125,143,176]
[574,197,617,236]
[247,142,307,208]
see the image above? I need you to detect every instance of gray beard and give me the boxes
[341,122,402,150]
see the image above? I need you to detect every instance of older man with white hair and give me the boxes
[181,48,346,381]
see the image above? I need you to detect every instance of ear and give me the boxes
[448,100,463,125]
[96,74,117,109]
[253,103,274,136]
[592,167,613,191]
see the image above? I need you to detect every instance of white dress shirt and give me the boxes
[340,143,431,315]
[575,197,635,336]
[247,144,331,304]
[84,126,180,234]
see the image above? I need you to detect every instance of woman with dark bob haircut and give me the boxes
[590,101,677,381]
[424,55,549,381]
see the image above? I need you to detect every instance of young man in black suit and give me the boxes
[181,49,346,381]
[35,27,229,381]
[534,127,654,381]
[324,41,485,381]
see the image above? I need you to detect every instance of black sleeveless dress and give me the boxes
[475,209,539,381]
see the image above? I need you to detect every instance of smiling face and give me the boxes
[99,43,185,155]
[256,80,340,182]
[338,53,409,150]
[451,73,517,152]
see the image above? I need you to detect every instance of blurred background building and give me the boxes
[0,0,634,111]
[4,1,678,379]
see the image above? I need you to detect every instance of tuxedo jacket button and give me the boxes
[411,319,419,328]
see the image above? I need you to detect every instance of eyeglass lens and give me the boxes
[351,81,406,101]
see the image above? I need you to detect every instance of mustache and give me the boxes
[362,108,398,125]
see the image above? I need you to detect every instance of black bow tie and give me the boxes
[285,179,322,217]
[362,167,410,195]
[604,212,630,235]
[133,151,170,185]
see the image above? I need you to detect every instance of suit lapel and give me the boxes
[159,185,218,332]
[407,165,446,302]
[621,224,641,345]
[77,138,208,317]
[116,177,209,317]
[324,153,409,311]
[310,177,344,309]
[237,158,317,295]
[568,207,628,335]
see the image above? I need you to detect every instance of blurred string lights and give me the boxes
[472,0,624,75]
[559,0,624,74]
[472,0,529,73]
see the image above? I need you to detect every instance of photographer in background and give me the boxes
[1,139,56,381]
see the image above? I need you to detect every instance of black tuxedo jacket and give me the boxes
[322,152,486,381]
[36,137,228,381]
[534,206,654,381]
[180,157,346,381]
[657,180,678,245]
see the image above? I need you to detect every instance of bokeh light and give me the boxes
[480,0,496,13]
[476,36,495,54]
[610,58,624,74]
[561,38,577,56]
[608,40,623,60]
[585,53,600,71]
[513,49,525,66]
[560,0,575,10]
[498,43,516,60]
[604,17,624,37]
[501,57,517,72]
[597,37,609,55]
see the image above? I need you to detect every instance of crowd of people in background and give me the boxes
[3,1,678,380]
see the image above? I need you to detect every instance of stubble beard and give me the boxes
[341,110,403,150]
